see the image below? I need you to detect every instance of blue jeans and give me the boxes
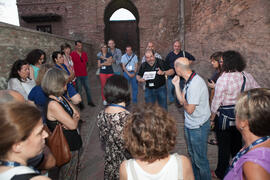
[145,85,167,110]
[76,76,93,103]
[184,120,211,180]
[123,72,138,103]
[167,77,175,103]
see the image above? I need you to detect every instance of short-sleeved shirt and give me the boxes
[138,58,170,89]
[98,52,114,74]
[183,74,211,129]
[70,51,88,77]
[121,53,138,71]
[28,85,48,108]
[7,78,36,100]
[165,51,195,75]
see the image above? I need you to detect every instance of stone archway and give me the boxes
[104,0,140,56]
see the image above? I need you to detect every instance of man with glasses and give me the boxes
[71,40,95,109]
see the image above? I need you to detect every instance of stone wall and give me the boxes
[0,22,93,89]
[185,0,270,87]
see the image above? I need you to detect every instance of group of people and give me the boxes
[0,37,270,180]
[96,39,270,180]
[0,40,98,179]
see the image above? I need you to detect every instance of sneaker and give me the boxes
[88,102,96,107]
[103,100,107,106]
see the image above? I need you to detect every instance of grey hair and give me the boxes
[175,61,190,71]
[41,67,69,97]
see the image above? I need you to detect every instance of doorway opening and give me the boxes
[104,0,140,56]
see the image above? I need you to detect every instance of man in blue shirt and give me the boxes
[121,46,138,103]
[165,40,195,104]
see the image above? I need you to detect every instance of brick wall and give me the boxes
[184,0,270,87]
[0,22,94,89]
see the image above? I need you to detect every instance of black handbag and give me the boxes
[217,72,246,131]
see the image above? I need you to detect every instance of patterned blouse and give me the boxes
[97,110,131,180]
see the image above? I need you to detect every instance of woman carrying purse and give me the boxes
[42,67,82,180]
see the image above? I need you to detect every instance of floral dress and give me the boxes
[97,110,131,180]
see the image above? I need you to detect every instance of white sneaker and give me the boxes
[103,100,107,106]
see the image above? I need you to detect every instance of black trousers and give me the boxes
[214,119,242,179]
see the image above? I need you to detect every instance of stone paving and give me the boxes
[53,70,219,180]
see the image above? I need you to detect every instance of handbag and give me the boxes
[217,72,246,131]
[46,123,71,167]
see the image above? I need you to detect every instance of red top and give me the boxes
[70,51,88,77]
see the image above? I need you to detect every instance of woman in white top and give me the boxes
[0,103,50,180]
[7,59,35,100]
[119,104,194,180]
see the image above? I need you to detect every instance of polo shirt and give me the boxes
[98,52,114,74]
[165,50,195,69]
[121,53,138,71]
[183,74,211,129]
[70,51,88,77]
[138,58,170,89]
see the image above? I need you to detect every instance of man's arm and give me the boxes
[172,76,196,114]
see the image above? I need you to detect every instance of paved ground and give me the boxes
[51,70,219,180]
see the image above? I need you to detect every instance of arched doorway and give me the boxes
[104,0,140,56]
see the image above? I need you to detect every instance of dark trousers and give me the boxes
[215,121,242,179]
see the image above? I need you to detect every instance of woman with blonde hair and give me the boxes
[0,103,50,180]
[224,88,270,179]
[97,43,114,105]
[120,104,194,180]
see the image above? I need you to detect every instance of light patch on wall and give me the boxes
[110,8,136,21]
[0,0,19,26]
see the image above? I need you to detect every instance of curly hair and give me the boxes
[25,49,46,65]
[235,88,270,137]
[124,104,177,163]
[222,50,246,72]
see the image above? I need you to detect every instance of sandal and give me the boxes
[208,138,218,145]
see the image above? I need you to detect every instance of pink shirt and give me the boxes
[211,71,260,113]
[70,51,88,77]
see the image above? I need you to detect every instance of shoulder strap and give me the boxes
[241,72,246,92]
[183,51,185,58]
[125,54,135,67]
[0,166,37,179]
[128,159,139,180]
[174,153,184,180]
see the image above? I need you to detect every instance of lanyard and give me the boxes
[0,160,40,174]
[56,96,73,115]
[227,136,270,172]
[184,71,196,100]
[108,104,127,110]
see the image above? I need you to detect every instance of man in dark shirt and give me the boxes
[165,40,196,104]
[137,50,172,110]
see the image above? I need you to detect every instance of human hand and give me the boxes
[208,80,215,89]
[73,112,80,121]
[138,78,146,83]
[157,68,164,75]
[129,73,135,78]
[172,75,180,87]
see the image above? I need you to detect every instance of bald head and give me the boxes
[0,90,25,103]
[175,57,191,70]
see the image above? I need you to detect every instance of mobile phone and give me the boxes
[208,79,212,83]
